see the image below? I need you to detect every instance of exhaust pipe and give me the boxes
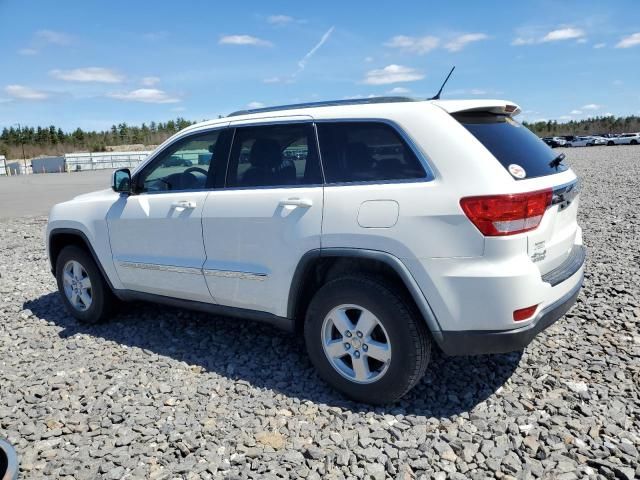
[0,439,18,480]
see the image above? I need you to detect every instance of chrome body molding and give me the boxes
[203,269,268,281]
[118,261,268,281]
[118,261,203,275]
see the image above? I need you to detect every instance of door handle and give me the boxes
[171,200,196,209]
[279,198,313,208]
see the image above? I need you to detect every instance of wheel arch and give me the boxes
[48,228,117,292]
[287,248,443,344]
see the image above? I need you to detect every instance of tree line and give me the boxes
[0,118,196,159]
[2,114,640,160]
[523,115,640,137]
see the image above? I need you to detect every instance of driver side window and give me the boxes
[138,130,222,192]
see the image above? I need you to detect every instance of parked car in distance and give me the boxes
[46,97,585,404]
[542,136,567,148]
[607,133,640,145]
[565,136,605,147]
[163,155,193,167]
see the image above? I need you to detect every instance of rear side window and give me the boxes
[454,113,567,179]
[226,123,322,188]
[316,122,426,183]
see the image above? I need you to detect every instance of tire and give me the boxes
[55,245,116,323]
[607,141,615,146]
[304,275,431,404]
[631,139,638,145]
[566,143,572,148]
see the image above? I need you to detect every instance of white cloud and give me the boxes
[581,103,600,110]
[384,35,440,55]
[141,76,160,86]
[512,37,536,46]
[363,65,424,85]
[108,88,180,104]
[5,84,49,100]
[50,67,124,83]
[171,106,186,112]
[388,87,411,94]
[445,33,488,52]
[267,15,294,25]
[364,56,374,63]
[219,35,272,47]
[36,29,72,46]
[615,32,640,48]
[593,42,606,49]
[541,28,585,42]
[263,76,294,84]
[570,109,583,115]
[513,27,586,46]
[470,88,487,95]
[297,26,335,72]
[18,48,38,55]
[558,115,573,120]
[247,101,265,109]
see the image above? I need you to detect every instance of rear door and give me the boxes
[200,118,324,316]
[453,112,580,275]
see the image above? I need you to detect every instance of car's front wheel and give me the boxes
[55,245,116,324]
[304,276,431,404]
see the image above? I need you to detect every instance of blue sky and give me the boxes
[1,0,639,131]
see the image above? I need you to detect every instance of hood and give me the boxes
[73,188,118,201]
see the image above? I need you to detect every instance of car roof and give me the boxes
[180,97,522,135]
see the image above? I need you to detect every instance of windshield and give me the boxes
[454,113,568,179]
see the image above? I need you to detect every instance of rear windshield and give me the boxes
[454,113,568,179]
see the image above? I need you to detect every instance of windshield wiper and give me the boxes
[549,153,566,169]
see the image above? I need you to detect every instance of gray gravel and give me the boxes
[1,145,639,479]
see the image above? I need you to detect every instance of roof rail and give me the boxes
[227,96,418,117]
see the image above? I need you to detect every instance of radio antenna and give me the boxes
[429,66,455,100]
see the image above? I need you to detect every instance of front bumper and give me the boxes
[438,272,583,356]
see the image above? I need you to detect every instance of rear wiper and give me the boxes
[549,153,566,169]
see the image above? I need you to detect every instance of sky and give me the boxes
[1,0,639,131]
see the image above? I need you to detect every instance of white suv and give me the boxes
[46,97,585,403]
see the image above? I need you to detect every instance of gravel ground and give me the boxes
[1,145,639,479]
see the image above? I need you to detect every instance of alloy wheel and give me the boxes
[321,304,392,384]
[62,260,93,311]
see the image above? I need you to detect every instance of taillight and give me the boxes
[460,189,552,236]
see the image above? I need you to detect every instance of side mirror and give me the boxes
[112,168,132,193]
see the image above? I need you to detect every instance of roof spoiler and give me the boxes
[431,99,522,117]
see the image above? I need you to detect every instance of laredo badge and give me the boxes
[508,163,526,179]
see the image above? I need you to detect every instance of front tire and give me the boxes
[607,141,615,146]
[304,276,431,404]
[55,246,116,323]
[631,139,638,145]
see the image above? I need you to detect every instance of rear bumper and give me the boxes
[438,272,583,356]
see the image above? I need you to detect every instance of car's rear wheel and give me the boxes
[304,275,431,404]
[631,139,638,145]
[55,245,116,324]
[607,141,615,146]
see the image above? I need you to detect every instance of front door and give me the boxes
[107,126,230,302]
[201,120,324,316]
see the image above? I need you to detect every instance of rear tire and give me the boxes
[631,139,638,145]
[304,275,431,404]
[55,246,116,324]
[607,141,615,146]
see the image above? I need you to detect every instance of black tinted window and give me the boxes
[454,114,567,179]
[227,123,322,187]
[316,122,426,183]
